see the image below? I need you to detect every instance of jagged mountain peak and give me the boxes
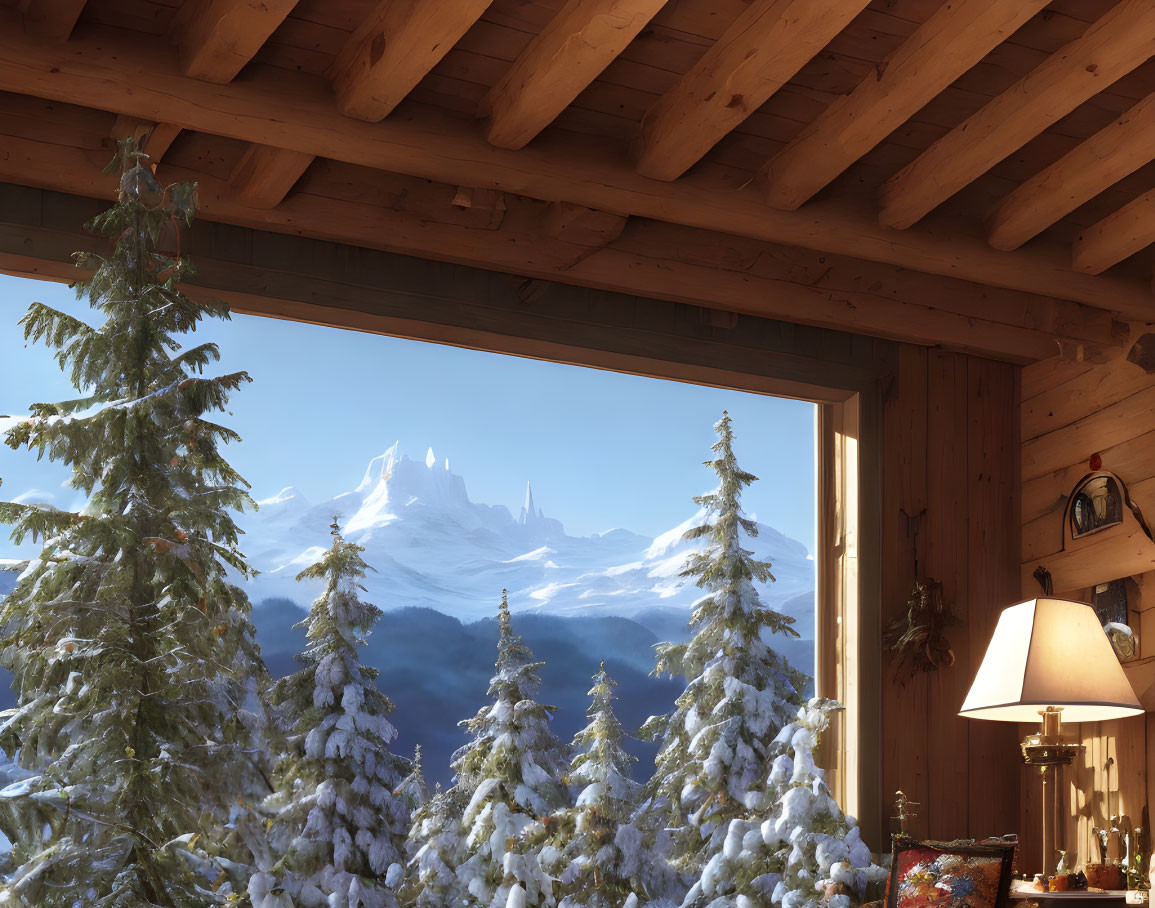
[518,481,544,526]
[240,444,814,626]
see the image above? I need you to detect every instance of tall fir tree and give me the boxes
[451,591,570,907]
[255,517,410,908]
[639,411,806,883]
[543,664,643,908]
[683,699,887,908]
[0,140,268,905]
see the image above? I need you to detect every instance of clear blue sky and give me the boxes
[0,273,815,546]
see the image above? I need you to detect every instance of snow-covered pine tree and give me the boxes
[543,663,643,908]
[452,590,570,907]
[0,139,268,905]
[683,699,887,908]
[638,411,807,882]
[403,783,469,907]
[396,745,430,815]
[256,517,410,908]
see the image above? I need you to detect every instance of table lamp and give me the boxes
[959,598,1144,877]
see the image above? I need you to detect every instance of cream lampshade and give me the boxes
[961,597,1142,724]
[960,598,1144,878]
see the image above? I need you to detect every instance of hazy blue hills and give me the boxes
[253,598,688,786]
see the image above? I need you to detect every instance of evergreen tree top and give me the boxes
[569,663,636,796]
[292,516,382,665]
[497,587,537,674]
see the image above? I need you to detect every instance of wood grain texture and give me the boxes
[763,0,1050,211]
[172,0,299,83]
[879,0,1155,230]
[988,90,1155,252]
[1073,188,1155,275]
[0,22,1148,316]
[925,351,971,838]
[229,143,315,208]
[0,181,887,402]
[1023,383,1155,482]
[540,202,628,247]
[21,0,88,41]
[330,0,491,121]
[483,0,668,150]
[0,129,1083,363]
[965,358,1021,840]
[881,344,930,839]
[633,0,871,181]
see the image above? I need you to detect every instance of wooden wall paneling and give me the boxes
[1021,357,1096,405]
[1022,355,1153,444]
[925,351,972,838]
[1023,384,1155,482]
[967,358,1022,839]
[881,344,930,839]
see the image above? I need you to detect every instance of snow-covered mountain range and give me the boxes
[240,442,815,629]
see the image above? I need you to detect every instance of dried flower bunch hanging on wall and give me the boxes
[885,579,959,683]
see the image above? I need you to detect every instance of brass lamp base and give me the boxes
[1022,708,1084,878]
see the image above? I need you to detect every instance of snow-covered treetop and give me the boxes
[396,744,430,813]
[569,663,637,807]
[293,515,385,669]
[656,410,800,683]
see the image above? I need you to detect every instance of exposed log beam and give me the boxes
[110,115,182,165]
[878,0,1155,230]
[229,143,315,208]
[762,0,1050,211]
[0,19,1151,317]
[1073,190,1155,276]
[987,92,1155,252]
[330,0,491,122]
[482,0,667,150]
[0,133,1118,365]
[172,0,298,83]
[0,186,894,403]
[21,0,87,41]
[540,202,627,248]
[449,186,507,228]
[633,0,870,182]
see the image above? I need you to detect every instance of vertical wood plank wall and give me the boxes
[878,347,1021,847]
[1019,351,1155,875]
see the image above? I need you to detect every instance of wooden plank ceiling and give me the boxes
[0,0,1153,364]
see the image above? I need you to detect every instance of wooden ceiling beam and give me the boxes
[1,20,1152,317]
[987,92,1155,252]
[1073,190,1155,276]
[0,132,1118,364]
[762,0,1050,211]
[330,0,491,122]
[633,0,871,182]
[109,115,182,166]
[21,0,87,41]
[229,144,315,209]
[172,0,298,84]
[540,202,627,248]
[879,0,1155,231]
[482,0,667,150]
